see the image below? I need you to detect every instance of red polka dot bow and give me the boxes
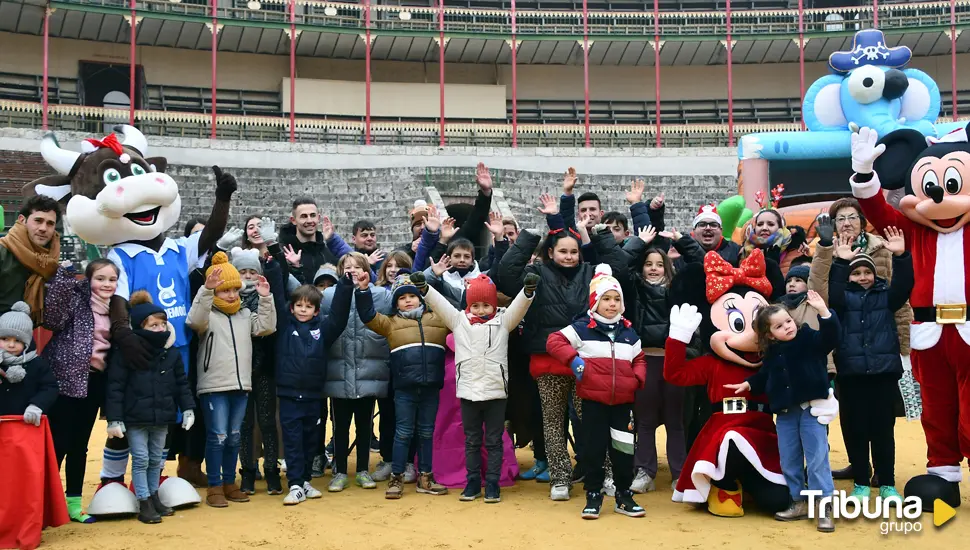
[704,249,772,304]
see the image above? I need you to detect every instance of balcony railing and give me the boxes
[51,0,970,38]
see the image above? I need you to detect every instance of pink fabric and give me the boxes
[432,333,519,488]
[89,295,111,371]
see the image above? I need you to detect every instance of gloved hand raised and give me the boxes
[409,272,429,295]
[216,227,244,251]
[524,273,540,298]
[212,166,238,201]
[668,304,702,344]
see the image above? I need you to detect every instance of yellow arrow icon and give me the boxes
[934,499,956,527]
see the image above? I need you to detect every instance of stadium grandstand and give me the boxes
[0,0,968,148]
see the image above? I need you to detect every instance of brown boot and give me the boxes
[223,483,250,503]
[385,474,404,500]
[177,456,208,489]
[416,472,448,495]
[206,486,228,508]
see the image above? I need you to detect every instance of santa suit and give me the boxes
[663,338,785,503]
[853,173,970,483]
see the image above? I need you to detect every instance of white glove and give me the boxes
[258,217,278,244]
[182,410,195,431]
[23,405,42,427]
[809,387,839,425]
[850,126,886,174]
[668,304,702,344]
[216,227,244,251]
[106,421,126,439]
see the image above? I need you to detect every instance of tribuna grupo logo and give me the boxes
[802,490,923,535]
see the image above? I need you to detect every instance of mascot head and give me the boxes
[671,249,775,369]
[870,121,970,234]
[23,125,180,245]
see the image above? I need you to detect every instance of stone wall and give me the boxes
[0,127,739,248]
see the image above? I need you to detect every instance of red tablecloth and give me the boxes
[0,416,69,550]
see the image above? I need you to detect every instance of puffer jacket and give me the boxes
[322,283,392,400]
[275,277,353,400]
[105,328,195,425]
[355,288,449,390]
[631,236,706,349]
[546,314,647,405]
[829,252,914,378]
[186,287,277,395]
[0,353,58,416]
[496,229,628,377]
[814,233,913,355]
[279,223,339,285]
[423,285,533,401]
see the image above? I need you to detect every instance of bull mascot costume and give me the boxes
[849,122,970,511]
[664,249,837,516]
[24,125,237,515]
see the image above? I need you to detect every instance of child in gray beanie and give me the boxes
[0,301,59,426]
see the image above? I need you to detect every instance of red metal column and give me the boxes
[288,0,296,142]
[872,0,878,27]
[726,0,734,146]
[210,0,218,139]
[951,0,958,120]
[438,0,446,147]
[365,0,372,145]
[42,7,50,130]
[582,0,590,148]
[653,0,660,148]
[129,0,136,125]
[511,0,518,148]
[798,0,805,130]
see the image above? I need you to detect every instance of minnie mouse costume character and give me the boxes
[848,123,970,511]
[663,249,792,517]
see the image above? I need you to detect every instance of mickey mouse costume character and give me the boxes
[663,249,792,517]
[848,122,970,511]
[24,125,236,514]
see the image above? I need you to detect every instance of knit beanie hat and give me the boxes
[785,264,810,284]
[206,251,242,292]
[588,264,624,316]
[231,247,262,275]
[849,253,876,274]
[464,274,498,313]
[129,290,166,328]
[0,302,33,348]
[391,274,422,309]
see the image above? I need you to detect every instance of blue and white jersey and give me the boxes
[107,232,201,349]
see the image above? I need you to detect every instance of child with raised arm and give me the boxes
[410,271,538,503]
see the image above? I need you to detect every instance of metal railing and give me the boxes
[51,0,970,38]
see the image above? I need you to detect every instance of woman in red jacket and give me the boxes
[547,264,647,520]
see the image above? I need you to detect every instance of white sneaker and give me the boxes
[550,484,570,501]
[372,461,393,482]
[279,459,287,472]
[603,476,616,497]
[303,481,323,499]
[283,485,305,505]
[631,469,656,494]
[403,463,418,484]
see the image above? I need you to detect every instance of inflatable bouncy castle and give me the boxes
[735,28,967,234]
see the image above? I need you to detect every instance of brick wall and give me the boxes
[0,150,55,229]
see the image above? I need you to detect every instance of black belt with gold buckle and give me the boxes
[912,305,967,325]
[711,398,771,415]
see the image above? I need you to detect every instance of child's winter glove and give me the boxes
[258,217,278,244]
[182,410,195,431]
[809,388,839,425]
[107,421,126,439]
[524,273,540,297]
[668,304,702,344]
[23,405,42,427]
[409,272,429,295]
[1,364,26,384]
[570,357,586,382]
[815,214,834,247]
[216,227,244,251]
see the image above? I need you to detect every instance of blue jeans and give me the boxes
[127,425,168,500]
[393,388,439,475]
[279,397,320,487]
[201,391,249,487]
[776,406,835,501]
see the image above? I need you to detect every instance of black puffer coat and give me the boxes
[496,229,627,357]
[240,257,285,377]
[631,236,706,348]
[829,252,913,378]
[105,330,195,425]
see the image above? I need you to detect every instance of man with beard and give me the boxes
[280,198,339,285]
[687,204,742,268]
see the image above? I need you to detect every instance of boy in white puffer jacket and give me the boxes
[411,271,538,503]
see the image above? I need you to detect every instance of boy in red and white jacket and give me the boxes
[547,264,647,520]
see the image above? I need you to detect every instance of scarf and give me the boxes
[0,220,60,325]
[214,296,242,315]
[853,232,870,253]
[550,262,582,280]
[240,281,259,312]
[0,349,38,385]
[742,222,792,259]
[133,328,171,352]
[398,305,426,320]
[591,311,623,327]
[778,291,807,310]
[90,294,110,315]
[466,312,494,325]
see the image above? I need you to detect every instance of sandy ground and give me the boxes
[38,418,968,550]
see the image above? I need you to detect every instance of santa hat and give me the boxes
[464,274,498,314]
[588,264,624,316]
[693,204,722,228]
